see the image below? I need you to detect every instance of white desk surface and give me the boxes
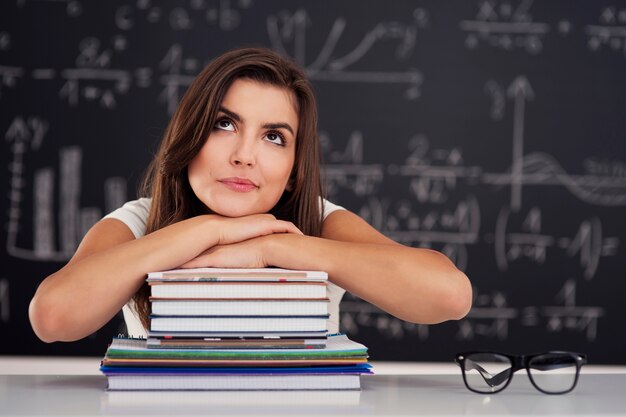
[1,356,626,416]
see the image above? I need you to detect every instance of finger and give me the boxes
[181,246,260,269]
[274,220,303,235]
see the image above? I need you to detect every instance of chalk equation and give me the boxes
[114,0,254,31]
[586,6,626,56]
[342,280,605,342]
[460,0,572,54]
[492,208,620,279]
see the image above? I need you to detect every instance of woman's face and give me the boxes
[188,78,298,217]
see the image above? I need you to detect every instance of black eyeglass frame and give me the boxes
[455,351,587,395]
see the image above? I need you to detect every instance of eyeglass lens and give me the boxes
[527,353,579,393]
[463,353,512,393]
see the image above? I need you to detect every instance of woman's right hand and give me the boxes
[210,213,303,245]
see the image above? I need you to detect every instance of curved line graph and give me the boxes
[483,152,626,206]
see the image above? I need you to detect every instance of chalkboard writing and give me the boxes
[1,1,625,363]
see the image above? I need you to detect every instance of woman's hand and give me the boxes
[181,235,274,269]
[211,214,302,245]
[182,215,302,269]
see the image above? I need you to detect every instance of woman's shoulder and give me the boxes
[320,198,345,221]
[102,198,152,239]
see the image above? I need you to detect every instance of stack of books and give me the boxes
[100,267,372,390]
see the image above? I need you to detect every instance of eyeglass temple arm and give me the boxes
[463,359,511,387]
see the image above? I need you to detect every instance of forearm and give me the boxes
[30,216,219,342]
[264,234,472,324]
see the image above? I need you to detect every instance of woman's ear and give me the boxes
[285,177,295,192]
[285,170,297,191]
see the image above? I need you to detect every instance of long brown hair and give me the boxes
[133,47,324,328]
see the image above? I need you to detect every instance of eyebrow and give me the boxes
[218,106,295,136]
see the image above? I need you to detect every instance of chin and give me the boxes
[199,193,277,218]
[209,204,268,218]
[216,209,259,218]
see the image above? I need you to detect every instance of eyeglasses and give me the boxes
[455,351,587,394]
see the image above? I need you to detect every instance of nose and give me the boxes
[230,136,256,167]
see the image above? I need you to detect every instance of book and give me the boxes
[147,330,328,339]
[149,315,330,333]
[104,373,362,391]
[103,358,368,367]
[102,389,361,408]
[150,299,330,316]
[105,334,367,360]
[147,267,328,282]
[146,337,327,350]
[102,335,368,367]
[149,282,327,299]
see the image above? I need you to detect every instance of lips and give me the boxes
[218,177,259,192]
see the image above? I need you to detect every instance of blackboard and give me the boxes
[1,0,625,363]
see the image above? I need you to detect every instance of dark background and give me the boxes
[1,1,625,363]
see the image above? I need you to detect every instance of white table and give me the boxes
[1,357,625,416]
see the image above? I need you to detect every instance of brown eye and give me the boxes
[264,132,286,146]
[215,119,235,131]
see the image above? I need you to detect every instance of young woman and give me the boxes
[29,47,472,343]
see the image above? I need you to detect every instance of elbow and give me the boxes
[445,269,473,320]
[403,268,472,324]
[29,292,64,343]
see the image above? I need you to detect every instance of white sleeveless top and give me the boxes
[103,198,346,338]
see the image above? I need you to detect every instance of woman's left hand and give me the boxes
[180,235,272,269]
